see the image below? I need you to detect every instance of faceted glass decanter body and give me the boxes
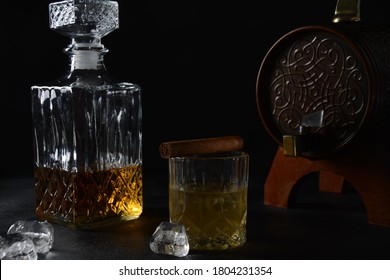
[31,0,142,230]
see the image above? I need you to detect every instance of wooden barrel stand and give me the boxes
[265,145,390,227]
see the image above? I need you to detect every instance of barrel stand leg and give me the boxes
[264,146,342,207]
[264,145,390,227]
[319,171,344,193]
[322,147,390,227]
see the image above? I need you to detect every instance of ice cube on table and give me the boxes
[7,220,54,254]
[0,233,38,260]
[150,221,189,257]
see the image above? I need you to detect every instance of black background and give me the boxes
[1,0,388,179]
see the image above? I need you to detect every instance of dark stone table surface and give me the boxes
[1,171,390,260]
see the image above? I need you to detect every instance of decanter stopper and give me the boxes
[48,0,119,40]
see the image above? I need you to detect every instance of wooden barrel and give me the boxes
[256,2,390,158]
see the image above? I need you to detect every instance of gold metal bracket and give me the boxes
[332,0,361,23]
[283,135,299,157]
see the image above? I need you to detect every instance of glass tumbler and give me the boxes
[168,151,249,250]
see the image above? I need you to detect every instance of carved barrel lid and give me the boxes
[256,24,381,158]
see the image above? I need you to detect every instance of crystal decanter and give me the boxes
[31,0,142,230]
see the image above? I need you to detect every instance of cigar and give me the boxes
[159,135,244,159]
